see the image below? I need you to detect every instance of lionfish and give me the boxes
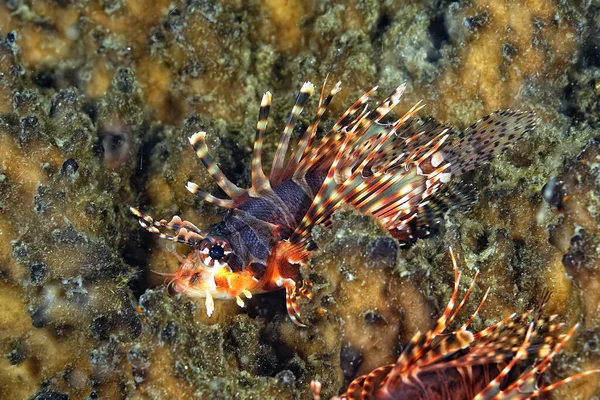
[310,249,600,400]
[131,80,536,326]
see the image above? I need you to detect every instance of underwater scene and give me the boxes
[1,0,600,399]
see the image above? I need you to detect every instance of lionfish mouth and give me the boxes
[171,262,256,318]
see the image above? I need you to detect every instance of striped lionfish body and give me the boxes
[132,81,536,326]
[310,249,600,400]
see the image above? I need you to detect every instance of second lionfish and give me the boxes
[310,249,600,399]
[132,80,536,326]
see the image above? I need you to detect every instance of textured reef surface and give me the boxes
[0,1,599,399]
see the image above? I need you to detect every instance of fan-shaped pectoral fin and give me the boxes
[298,279,314,300]
[284,279,306,327]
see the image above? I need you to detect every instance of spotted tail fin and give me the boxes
[443,110,536,175]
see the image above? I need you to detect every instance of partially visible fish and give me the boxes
[310,249,600,400]
[132,80,535,325]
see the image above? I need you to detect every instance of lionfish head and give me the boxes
[129,207,265,316]
[180,226,277,311]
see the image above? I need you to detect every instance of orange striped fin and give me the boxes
[492,323,599,399]
[291,106,535,248]
[290,100,425,246]
[360,364,394,398]
[473,322,538,399]
[293,86,379,179]
[326,249,598,400]
[389,182,477,244]
[384,248,463,381]
[366,118,455,174]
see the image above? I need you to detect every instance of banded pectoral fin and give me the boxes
[283,278,314,327]
[266,239,315,326]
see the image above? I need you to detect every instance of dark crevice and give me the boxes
[371,13,393,42]
[427,14,450,63]
[474,231,490,254]
[123,229,154,301]
[218,135,251,189]
[121,133,163,301]
[246,289,288,322]
[581,41,600,68]
[558,82,586,125]
[511,238,528,292]
[557,5,600,127]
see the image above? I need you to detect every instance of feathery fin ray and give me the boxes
[251,92,273,194]
[188,132,248,201]
[270,82,315,184]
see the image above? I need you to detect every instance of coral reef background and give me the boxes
[0,0,599,399]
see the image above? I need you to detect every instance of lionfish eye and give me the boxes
[199,238,232,268]
[208,245,225,260]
